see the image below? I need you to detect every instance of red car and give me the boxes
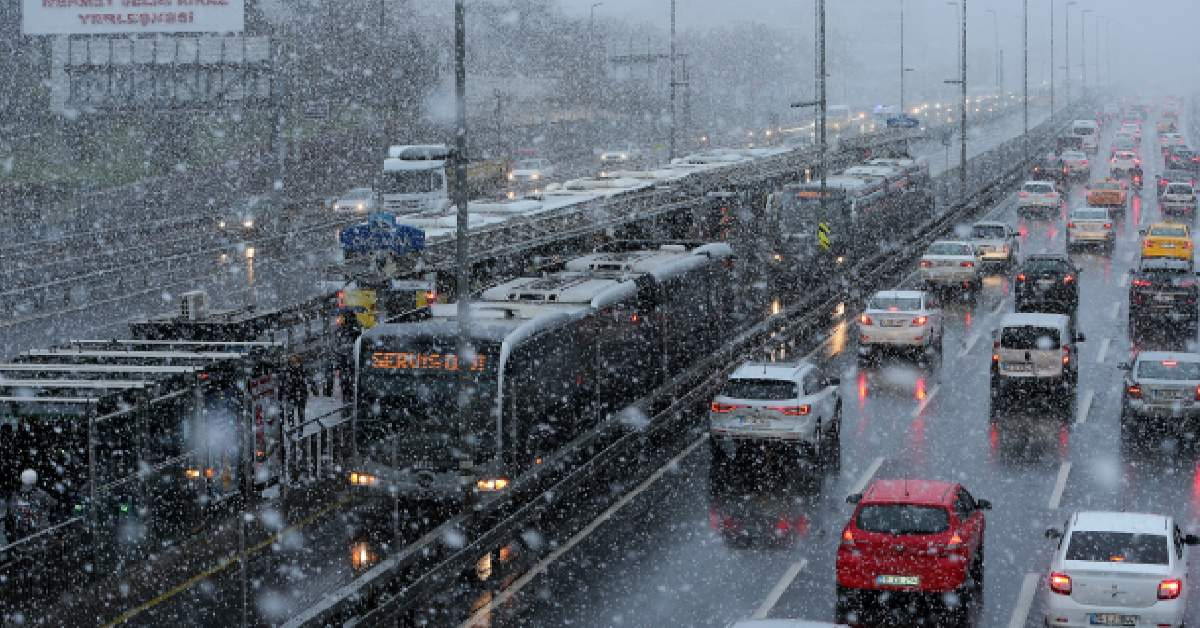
[836,479,991,620]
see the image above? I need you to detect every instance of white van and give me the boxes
[989,313,1085,404]
[1071,119,1099,153]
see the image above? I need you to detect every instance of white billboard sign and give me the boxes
[23,0,245,36]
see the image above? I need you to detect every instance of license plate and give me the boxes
[876,575,919,587]
[1162,242,1177,248]
[1155,294,1175,302]
[1090,613,1137,626]
[1037,279,1054,288]
[1157,389,1186,400]
[1005,363,1033,372]
[742,416,768,426]
[936,260,954,267]
[881,319,906,327]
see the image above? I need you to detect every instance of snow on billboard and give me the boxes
[23,0,245,36]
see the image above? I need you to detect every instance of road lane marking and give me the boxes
[1007,572,1041,628]
[1096,337,1111,363]
[1118,271,1129,287]
[1109,301,1120,320]
[753,559,809,619]
[959,333,980,357]
[1076,389,1094,425]
[912,384,941,416]
[850,457,885,496]
[990,300,1005,316]
[1048,461,1072,509]
[460,435,708,628]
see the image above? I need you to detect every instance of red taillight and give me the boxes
[859,313,874,326]
[1081,160,1089,166]
[1049,572,1072,595]
[1063,275,1075,284]
[992,340,1000,363]
[1104,222,1112,229]
[1019,191,1030,197]
[1127,384,1142,399]
[1132,278,1153,288]
[1067,221,1076,228]
[959,260,975,268]
[769,404,811,416]
[841,529,855,546]
[711,401,743,413]
[1159,578,1183,600]
[920,260,933,268]
[1016,273,1026,282]
[911,316,928,327]
[1062,346,1070,365]
[336,290,346,307]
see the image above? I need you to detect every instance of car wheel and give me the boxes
[970,545,985,591]
[835,586,859,625]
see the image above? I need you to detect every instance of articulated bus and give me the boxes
[348,243,735,504]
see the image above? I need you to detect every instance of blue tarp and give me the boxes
[339,212,426,257]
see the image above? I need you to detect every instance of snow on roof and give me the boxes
[564,243,732,280]
[1071,511,1169,535]
[862,479,957,505]
[869,289,925,300]
[972,220,1008,227]
[481,274,636,309]
[998,312,1071,329]
[383,157,445,172]
[728,361,808,382]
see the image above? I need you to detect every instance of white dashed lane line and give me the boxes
[1007,572,1041,628]
[850,457,885,496]
[753,559,808,619]
[1048,461,1072,510]
[1109,301,1121,320]
[1076,389,1094,425]
[1096,337,1111,364]
[1118,271,1129,287]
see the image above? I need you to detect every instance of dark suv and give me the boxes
[1013,254,1080,315]
[1165,147,1200,172]
[1030,154,1067,185]
[1129,258,1200,332]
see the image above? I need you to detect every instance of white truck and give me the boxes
[379,144,510,214]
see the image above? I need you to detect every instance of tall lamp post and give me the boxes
[1023,0,1028,160]
[792,0,827,245]
[1080,9,1093,96]
[668,0,677,159]
[1050,0,1056,118]
[452,0,471,459]
[944,0,967,200]
[986,9,1000,91]
[1065,1,1076,104]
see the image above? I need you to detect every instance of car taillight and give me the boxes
[1132,278,1153,287]
[711,401,743,413]
[920,260,933,268]
[992,340,1000,363]
[1081,160,1089,166]
[1049,572,1072,595]
[1159,578,1183,600]
[1019,191,1029,197]
[859,313,873,326]
[768,404,811,416]
[1187,241,1195,250]
[1104,222,1112,229]
[840,529,856,546]
[1063,274,1075,284]
[941,532,968,557]
[1016,273,1026,282]
[1062,346,1070,365]
[1067,221,1075,228]
[1127,384,1142,399]
[911,316,928,327]
[959,260,974,268]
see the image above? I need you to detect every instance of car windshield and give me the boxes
[971,224,1007,239]
[1024,183,1054,194]
[1073,127,1095,136]
[719,378,797,401]
[1167,184,1193,195]
[1071,210,1108,220]
[1065,532,1169,565]
[1114,152,1136,161]
[342,188,373,200]
[926,242,971,256]
[1150,226,1188,237]
[1093,182,1120,191]
[868,296,923,311]
[1138,360,1200,380]
[515,160,545,170]
[856,505,949,535]
[1062,151,1085,160]
[1001,326,1061,350]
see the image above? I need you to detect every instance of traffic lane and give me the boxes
[915,104,1053,178]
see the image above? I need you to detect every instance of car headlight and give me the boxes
[507,172,514,181]
[242,218,254,229]
[531,172,539,181]
[217,220,227,229]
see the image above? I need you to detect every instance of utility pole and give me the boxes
[1050,0,1055,118]
[818,0,826,218]
[1065,1,1075,105]
[899,0,905,114]
[986,9,1000,90]
[1081,9,1092,96]
[669,0,677,159]
[960,0,967,199]
[1023,0,1028,161]
[452,0,471,456]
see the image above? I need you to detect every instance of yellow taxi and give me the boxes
[1085,178,1128,209]
[1141,222,1194,261]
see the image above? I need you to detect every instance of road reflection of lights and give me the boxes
[1058,424,1070,461]
[770,298,782,316]
[987,423,999,461]
[476,551,493,581]
[834,302,846,318]
[915,377,927,401]
[909,415,927,466]
[1191,462,1200,523]
[963,310,972,329]
[1132,196,1142,224]
[467,591,494,628]
[857,372,869,404]
[349,541,379,571]
[828,321,848,357]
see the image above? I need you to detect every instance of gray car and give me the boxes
[1120,351,1200,436]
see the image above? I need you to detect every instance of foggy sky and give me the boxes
[559,0,1200,99]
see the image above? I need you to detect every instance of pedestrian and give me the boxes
[283,354,310,425]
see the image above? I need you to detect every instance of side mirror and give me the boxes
[976,499,992,510]
[1045,527,1063,540]
[1076,333,1087,343]
[1186,534,1200,546]
[846,493,862,505]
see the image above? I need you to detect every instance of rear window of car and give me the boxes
[1093,182,1120,191]
[971,224,1007,239]
[927,242,971,256]
[1023,183,1054,194]
[1114,152,1136,160]
[1021,258,1071,274]
[1065,531,1169,565]
[1137,360,1200,380]
[856,505,949,535]
[1150,226,1188,237]
[720,378,797,401]
[868,296,923,311]
[1062,151,1086,160]
[1071,210,1108,221]
[1001,326,1061,350]
[1167,184,1193,195]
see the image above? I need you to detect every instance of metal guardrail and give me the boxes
[290,104,1092,626]
[283,404,352,485]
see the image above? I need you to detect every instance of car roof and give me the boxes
[1070,511,1170,535]
[869,289,925,300]
[929,239,973,247]
[862,479,958,506]
[728,361,810,383]
[1149,222,1190,231]
[1023,180,1055,186]
[1071,206,1110,214]
[728,621,847,628]
[1023,253,1070,262]
[999,312,1071,330]
[1135,351,1200,364]
[972,220,1008,228]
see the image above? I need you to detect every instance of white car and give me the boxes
[598,146,646,169]
[1160,133,1186,150]
[332,187,377,214]
[1019,180,1064,217]
[708,360,841,471]
[970,220,1020,266]
[1044,511,1198,628]
[1120,123,1143,141]
[508,158,556,185]
[856,290,943,362]
[1061,151,1091,179]
[1066,207,1115,250]
[1120,352,1200,433]
[990,312,1083,401]
[1109,150,1140,175]
[1160,182,1197,216]
[919,240,982,289]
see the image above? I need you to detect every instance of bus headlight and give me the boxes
[476,477,510,492]
[349,472,377,486]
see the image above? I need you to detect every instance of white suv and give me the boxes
[990,313,1085,404]
[1018,180,1064,217]
[1044,511,1198,628]
[856,290,944,363]
[709,361,841,474]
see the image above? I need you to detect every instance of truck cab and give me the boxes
[381,144,451,214]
